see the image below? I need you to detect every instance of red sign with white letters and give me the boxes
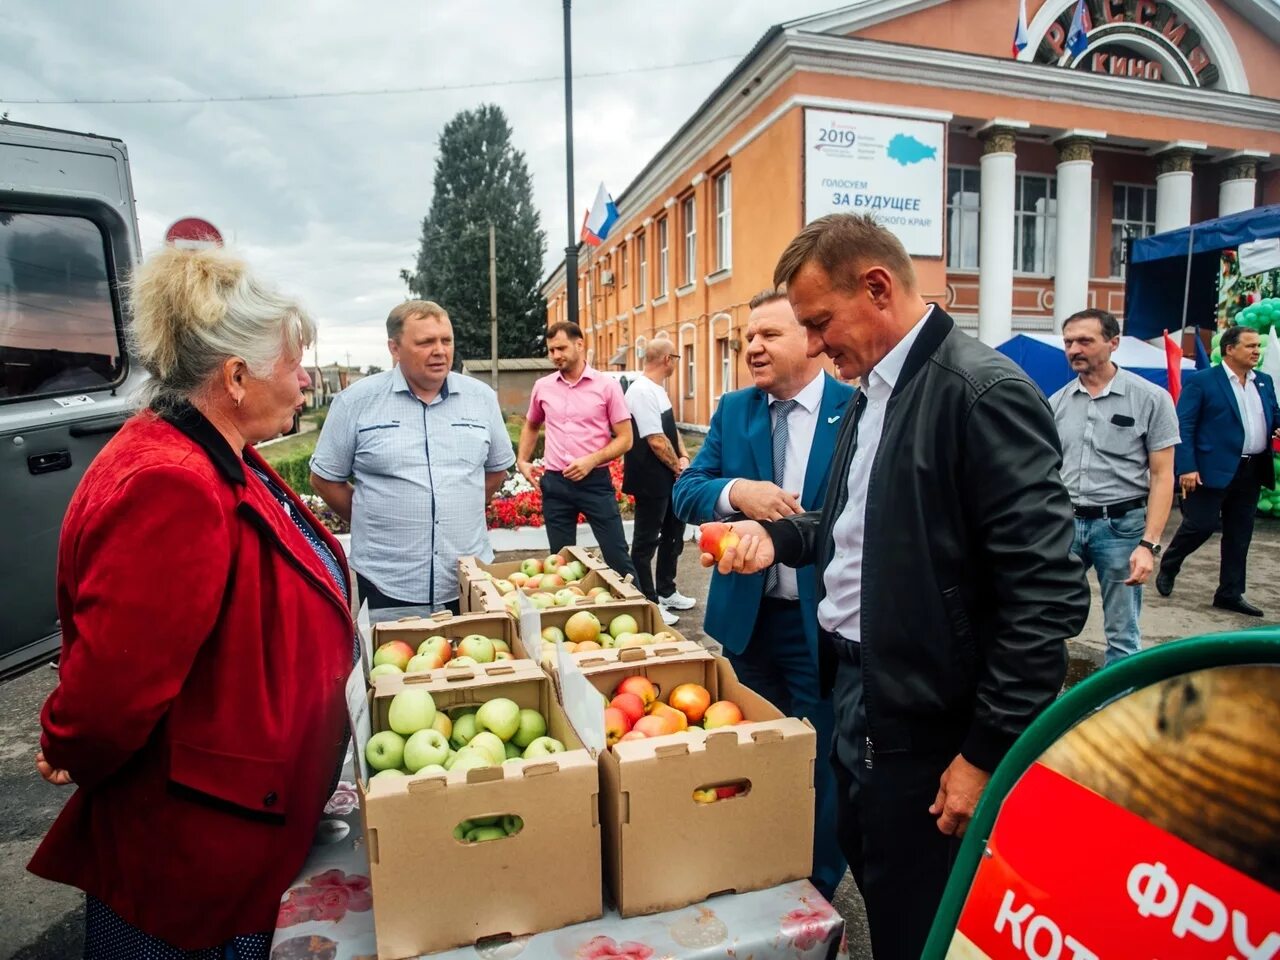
[949,763,1280,960]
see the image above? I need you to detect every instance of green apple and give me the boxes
[449,656,478,668]
[387,689,437,736]
[465,826,507,842]
[511,708,548,749]
[417,635,451,661]
[609,614,639,638]
[493,579,516,595]
[542,626,565,644]
[467,731,507,765]
[476,697,521,741]
[556,564,577,582]
[529,592,554,609]
[520,558,543,576]
[570,561,587,580]
[457,634,495,663]
[369,663,403,681]
[450,748,493,773]
[403,728,450,772]
[504,741,522,759]
[405,654,440,674]
[501,814,524,835]
[491,638,510,654]
[450,712,480,749]
[372,768,406,779]
[414,763,447,777]
[443,749,459,770]
[522,736,566,758]
[365,730,406,771]
[453,819,473,840]
[553,589,578,607]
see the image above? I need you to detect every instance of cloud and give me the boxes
[1,0,835,367]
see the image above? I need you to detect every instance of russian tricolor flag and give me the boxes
[580,183,618,248]
[1011,0,1029,56]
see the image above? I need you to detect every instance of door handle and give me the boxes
[28,450,72,475]
[69,414,128,438]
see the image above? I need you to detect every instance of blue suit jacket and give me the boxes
[672,373,854,656]
[1174,365,1280,487]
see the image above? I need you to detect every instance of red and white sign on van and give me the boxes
[164,217,223,249]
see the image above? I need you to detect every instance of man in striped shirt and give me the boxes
[310,300,514,613]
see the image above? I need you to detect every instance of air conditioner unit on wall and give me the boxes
[601,270,615,286]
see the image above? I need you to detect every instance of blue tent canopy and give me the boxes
[1124,204,1280,341]
[997,333,1191,397]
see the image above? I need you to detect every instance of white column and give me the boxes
[978,126,1018,346]
[1154,149,1193,233]
[1053,136,1097,329]
[1219,159,1258,217]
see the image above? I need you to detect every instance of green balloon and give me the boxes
[1211,347,1222,364]
[1212,331,1224,349]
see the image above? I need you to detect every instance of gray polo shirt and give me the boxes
[310,367,515,604]
[1048,367,1179,507]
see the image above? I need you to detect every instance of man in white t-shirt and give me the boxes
[622,340,693,624]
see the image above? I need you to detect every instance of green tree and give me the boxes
[402,104,547,360]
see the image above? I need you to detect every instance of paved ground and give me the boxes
[1,515,1275,959]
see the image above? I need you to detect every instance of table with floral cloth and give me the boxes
[271,775,847,960]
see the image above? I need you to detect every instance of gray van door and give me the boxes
[0,123,143,676]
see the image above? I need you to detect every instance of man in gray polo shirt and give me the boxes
[309,300,514,613]
[1049,309,1178,663]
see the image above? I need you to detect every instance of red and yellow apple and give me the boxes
[668,683,712,724]
[609,692,645,726]
[698,522,740,562]
[604,706,632,746]
[614,675,658,708]
[372,640,414,672]
[703,700,745,728]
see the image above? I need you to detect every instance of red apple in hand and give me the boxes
[698,523,740,562]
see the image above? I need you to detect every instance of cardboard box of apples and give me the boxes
[458,547,643,615]
[577,646,816,917]
[353,661,602,958]
[367,612,530,681]
[531,601,700,690]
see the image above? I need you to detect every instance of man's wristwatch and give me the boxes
[1138,539,1162,556]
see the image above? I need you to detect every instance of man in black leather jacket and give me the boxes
[704,214,1088,960]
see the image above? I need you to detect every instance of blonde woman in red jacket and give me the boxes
[29,246,356,959]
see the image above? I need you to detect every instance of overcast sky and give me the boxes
[2,1,839,369]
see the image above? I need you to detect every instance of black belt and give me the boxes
[1072,496,1147,520]
[828,632,861,665]
[759,595,801,610]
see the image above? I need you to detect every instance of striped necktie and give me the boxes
[764,399,798,595]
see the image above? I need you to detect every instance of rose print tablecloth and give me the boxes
[271,778,847,960]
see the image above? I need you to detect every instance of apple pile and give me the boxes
[370,632,512,679]
[365,689,567,780]
[452,815,524,844]
[601,676,744,749]
[540,611,681,657]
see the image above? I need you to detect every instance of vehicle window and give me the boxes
[0,211,123,401]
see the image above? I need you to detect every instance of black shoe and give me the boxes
[1155,570,1175,597]
[1212,596,1264,617]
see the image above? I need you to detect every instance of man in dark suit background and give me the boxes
[1157,324,1280,615]
[672,289,853,900]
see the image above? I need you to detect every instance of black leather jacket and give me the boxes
[763,307,1088,772]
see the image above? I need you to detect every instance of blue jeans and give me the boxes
[725,597,846,901]
[1071,510,1145,664]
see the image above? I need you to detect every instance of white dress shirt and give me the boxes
[1226,366,1268,456]
[716,369,826,599]
[818,306,933,639]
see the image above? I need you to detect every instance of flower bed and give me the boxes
[300,459,634,535]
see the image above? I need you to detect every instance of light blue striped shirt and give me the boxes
[310,367,514,605]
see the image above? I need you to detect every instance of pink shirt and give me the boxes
[527,365,629,472]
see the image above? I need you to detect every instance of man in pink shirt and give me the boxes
[518,321,637,578]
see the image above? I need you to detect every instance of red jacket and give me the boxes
[29,406,355,948]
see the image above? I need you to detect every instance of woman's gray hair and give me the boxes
[128,246,314,411]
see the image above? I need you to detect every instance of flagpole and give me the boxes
[1178,223,1195,355]
[562,0,579,329]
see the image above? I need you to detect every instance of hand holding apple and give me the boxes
[698,520,775,575]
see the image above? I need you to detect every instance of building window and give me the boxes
[1014,174,1057,275]
[684,343,695,398]
[1,211,125,402]
[946,166,981,270]
[1110,184,1157,278]
[681,196,697,287]
[635,233,647,305]
[714,171,732,272]
[717,336,731,395]
[620,242,629,287]
[657,218,669,296]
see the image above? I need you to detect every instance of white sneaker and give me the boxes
[659,606,680,626]
[660,590,697,611]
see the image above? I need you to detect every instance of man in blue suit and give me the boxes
[1157,324,1280,615]
[672,289,853,900]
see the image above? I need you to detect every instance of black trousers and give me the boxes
[1161,454,1266,601]
[540,468,637,579]
[828,637,959,960]
[629,493,685,602]
[355,572,459,616]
